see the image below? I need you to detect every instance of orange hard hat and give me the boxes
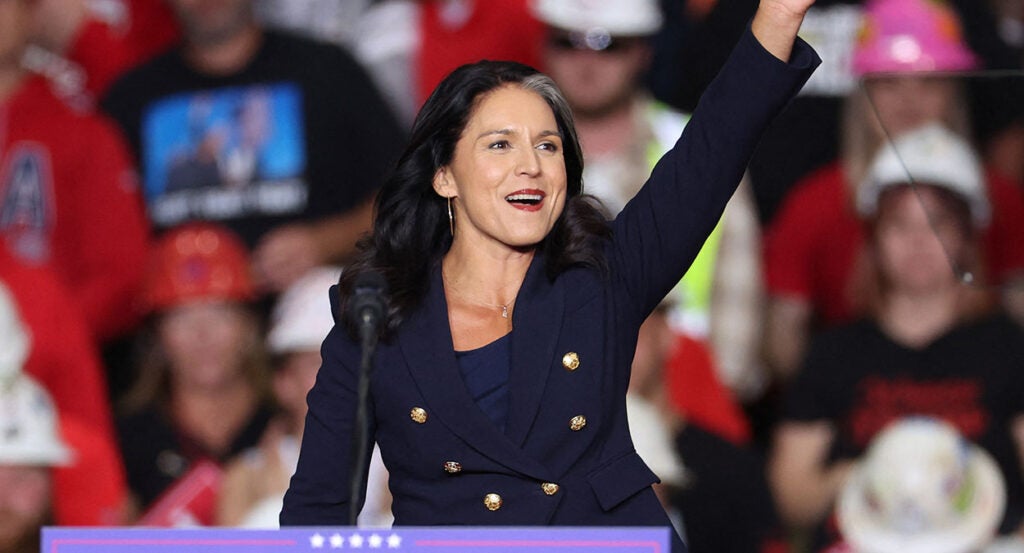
[141,223,255,314]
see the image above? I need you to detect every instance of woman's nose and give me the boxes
[516,148,542,177]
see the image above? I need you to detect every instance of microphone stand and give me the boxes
[349,312,379,527]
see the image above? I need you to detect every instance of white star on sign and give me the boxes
[310,533,326,548]
[368,534,383,548]
[330,533,344,548]
[386,534,402,548]
[348,534,365,548]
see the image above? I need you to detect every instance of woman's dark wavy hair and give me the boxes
[338,60,610,338]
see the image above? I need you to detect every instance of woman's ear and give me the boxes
[432,167,455,198]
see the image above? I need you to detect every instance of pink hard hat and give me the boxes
[852,0,977,76]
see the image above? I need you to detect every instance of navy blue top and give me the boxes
[455,333,512,433]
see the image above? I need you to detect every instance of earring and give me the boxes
[447,196,454,237]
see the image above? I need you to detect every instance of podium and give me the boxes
[43,527,671,552]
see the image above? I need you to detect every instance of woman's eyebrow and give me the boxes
[476,128,514,139]
[475,129,562,139]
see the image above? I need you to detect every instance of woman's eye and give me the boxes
[538,142,559,153]
[488,140,510,150]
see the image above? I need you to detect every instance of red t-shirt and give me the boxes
[417,0,545,106]
[0,75,149,340]
[764,161,1024,326]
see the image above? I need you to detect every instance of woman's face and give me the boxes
[864,76,957,137]
[158,300,251,390]
[434,85,568,252]
[874,186,965,294]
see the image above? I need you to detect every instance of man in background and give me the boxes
[102,0,404,293]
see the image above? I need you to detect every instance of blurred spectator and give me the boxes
[533,0,766,399]
[118,223,274,524]
[836,418,1009,553]
[769,125,1024,550]
[25,0,179,101]
[762,0,1024,380]
[0,0,150,342]
[0,274,132,528]
[101,0,404,293]
[217,266,393,528]
[628,303,786,553]
[974,79,1024,191]
[974,0,1024,208]
[0,372,72,553]
[352,0,545,126]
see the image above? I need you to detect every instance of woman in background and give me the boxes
[770,124,1024,550]
[118,223,274,524]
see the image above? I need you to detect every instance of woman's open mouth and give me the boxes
[505,189,546,212]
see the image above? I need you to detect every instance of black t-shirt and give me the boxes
[102,31,404,247]
[784,314,1024,538]
[669,425,785,553]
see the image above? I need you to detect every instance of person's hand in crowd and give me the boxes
[252,224,323,293]
[28,0,88,54]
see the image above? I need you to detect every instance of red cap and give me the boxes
[141,223,254,314]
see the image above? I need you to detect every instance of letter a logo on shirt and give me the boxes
[0,144,55,263]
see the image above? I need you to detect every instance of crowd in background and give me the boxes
[1,0,1023,552]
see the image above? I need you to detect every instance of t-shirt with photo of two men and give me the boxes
[101,30,404,247]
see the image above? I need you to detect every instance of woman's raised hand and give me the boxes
[751,0,818,62]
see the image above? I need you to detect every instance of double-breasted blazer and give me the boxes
[281,27,819,545]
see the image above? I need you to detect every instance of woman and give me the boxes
[281,0,819,545]
[118,223,274,524]
[769,124,1024,550]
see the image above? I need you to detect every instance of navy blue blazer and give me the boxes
[281,27,819,546]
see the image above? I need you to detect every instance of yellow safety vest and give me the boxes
[644,102,723,320]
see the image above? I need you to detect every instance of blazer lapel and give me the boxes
[398,263,552,480]
[505,255,564,447]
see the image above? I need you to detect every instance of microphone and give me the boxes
[348,270,388,344]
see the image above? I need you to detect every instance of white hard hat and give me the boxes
[857,123,990,226]
[0,374,73,466]
[0,281,30,382]
[838,417,1005,553]
[266,266,342,355]
[532,0,663,37]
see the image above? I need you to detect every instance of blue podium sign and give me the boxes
[42,527,670,553]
